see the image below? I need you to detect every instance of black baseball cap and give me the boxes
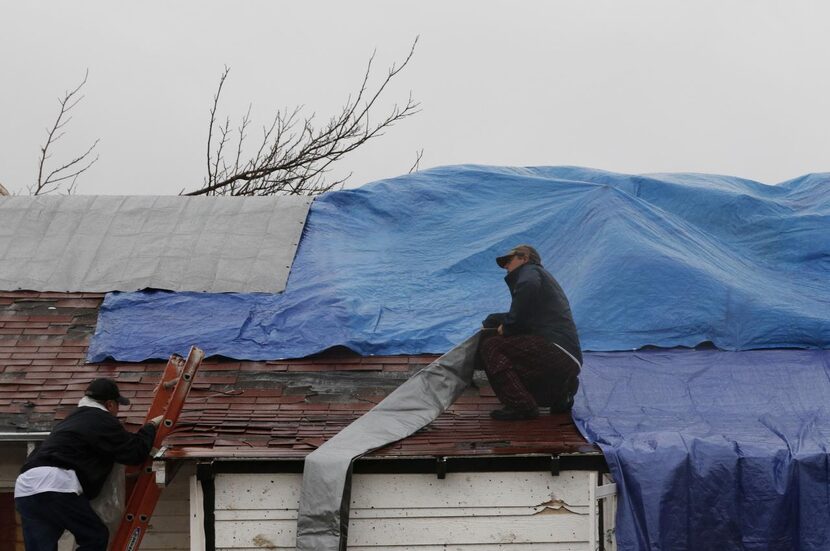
[85,378,130,406]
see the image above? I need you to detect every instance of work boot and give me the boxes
[549,395,574,414]
[489,407,539,421]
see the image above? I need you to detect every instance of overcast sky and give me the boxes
[2,1,828,195]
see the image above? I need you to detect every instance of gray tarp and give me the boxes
[0,195,311,293]
[296,333,481,551]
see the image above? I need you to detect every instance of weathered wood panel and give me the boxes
[141,466,193,551]
[0,491,22,551]
[215,472,590,509]
[601,474,617,551]
[217,514,587,548]
[214,473,302,510]
[215,505,590,521]
[215,471,594,550]
[190,474,206,551]
[0,444,27,490]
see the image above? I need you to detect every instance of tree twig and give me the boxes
[408,148,424,174]
[186,37,421,196]
[32,70,100,195]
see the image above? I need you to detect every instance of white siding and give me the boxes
[139,466,193,551]
[190,474,206,551]
[601,474,617,551]
[215,471,596,550]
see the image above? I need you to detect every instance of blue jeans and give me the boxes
[15,491,109,551]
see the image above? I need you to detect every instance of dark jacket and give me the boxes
[21,406,156,499]
[484,263,583,364]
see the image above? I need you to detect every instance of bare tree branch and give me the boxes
[31,70,100,195]
[206,66,230,194]
[409,148,424,174]
[186,37,421,196]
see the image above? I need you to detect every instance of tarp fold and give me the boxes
[296,333,480,550]
[573,348,830,551]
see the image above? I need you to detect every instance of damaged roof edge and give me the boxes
[186,453,608,475]
[0,432,50,441]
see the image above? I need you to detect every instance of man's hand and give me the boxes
[497,324,504,336]
[482,313,506,329]
[149,415,164,427]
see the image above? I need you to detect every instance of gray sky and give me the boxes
[2,1,828,195]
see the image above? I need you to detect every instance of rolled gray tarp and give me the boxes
[295,332,481,551]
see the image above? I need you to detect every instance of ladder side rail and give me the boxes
[109,346,204,551]
[124,355,184,489]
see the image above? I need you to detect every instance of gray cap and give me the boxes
[496,244,541,268]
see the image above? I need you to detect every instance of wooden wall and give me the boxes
[214,471,598,550]
[141,466,193,551]
[0,444,28,550]
[0,443,26,489]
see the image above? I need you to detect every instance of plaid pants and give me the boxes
[479,333,580,413]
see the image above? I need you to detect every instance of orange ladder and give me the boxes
[109,346,205,551]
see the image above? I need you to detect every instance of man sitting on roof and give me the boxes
[481,245,582,421]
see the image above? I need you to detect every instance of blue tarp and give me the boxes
[87,165,830,362]
[574,348,830,551]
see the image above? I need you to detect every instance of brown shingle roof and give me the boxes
[0,292,596,459]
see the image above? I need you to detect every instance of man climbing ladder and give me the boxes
[14,346,203,551]
[14,378,162,551]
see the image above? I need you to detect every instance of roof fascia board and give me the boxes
[190,454,608,475]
